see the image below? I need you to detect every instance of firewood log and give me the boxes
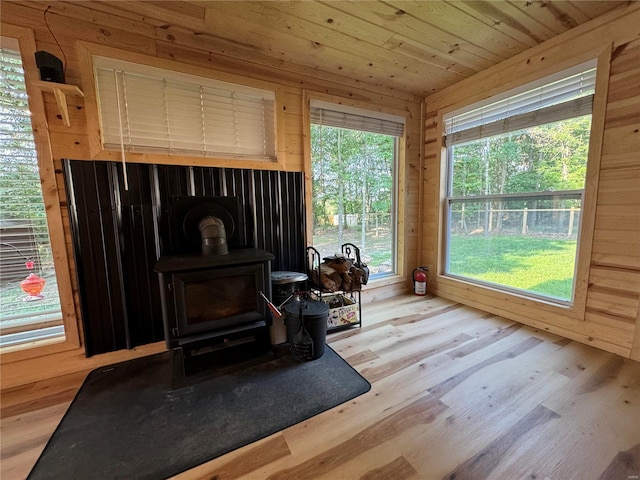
[328,271,342,290]
[321,275,338,291]
[310,269,337,291]
[323,256,352,273]
[340,271,354,292]
[319,263,336,276]
[350,266,365,285]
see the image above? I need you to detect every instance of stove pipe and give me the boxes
[198,216,228,255]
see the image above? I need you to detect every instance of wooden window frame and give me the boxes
[0,24,80,359]
[302,91,410,288]
[435,47,612,322]
[77,42,288,172]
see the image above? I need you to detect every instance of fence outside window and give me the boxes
[449,205,581,237]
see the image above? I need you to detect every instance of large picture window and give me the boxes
[310,101,403,278]
[443,62,596,303]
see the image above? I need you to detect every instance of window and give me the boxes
[93,56,276,161]
[310,100,404,278]
[0,42,64,346]
[443,62,596,303]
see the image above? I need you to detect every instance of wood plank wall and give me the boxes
[422,5,640,359]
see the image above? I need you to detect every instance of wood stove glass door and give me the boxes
[173,263,266,338]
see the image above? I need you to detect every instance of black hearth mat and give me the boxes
[27,346,371,480]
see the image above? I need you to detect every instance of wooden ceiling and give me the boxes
[36,1,633,97]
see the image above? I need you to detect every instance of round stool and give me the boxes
[269,271,308,345]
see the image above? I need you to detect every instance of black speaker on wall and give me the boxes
[35,51,64,83]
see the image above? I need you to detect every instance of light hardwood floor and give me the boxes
[2,295,639,479]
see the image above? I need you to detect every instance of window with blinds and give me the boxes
[310,100,404,137]
[309,100,404,278]
[93,56,277,161]
[0,45,63,343]
[442,61,597,304]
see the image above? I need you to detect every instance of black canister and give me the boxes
[283,300,328,361]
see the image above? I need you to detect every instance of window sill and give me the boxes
[0,334,76,360]
[367,273,403,287]
[435,273,585,321]
[0,325,65,349]
[443,273,574,308]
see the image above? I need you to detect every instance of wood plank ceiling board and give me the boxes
[27,1,159,38]
[262,1,485,74]
[203,3,424,78]
[143,0,206,21]
[114,0,207,27]
[565,0,631,20]
[384,1,534,57]
[506,0,579,35]
[6,0,629,97]
[64,1,178,28]
[448,1,553,45]
[540,1,592,25]
[332,1,509,66]
[203,1,463,93]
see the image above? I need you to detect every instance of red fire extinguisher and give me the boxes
[413,267,428,296]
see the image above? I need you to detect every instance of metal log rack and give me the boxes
[305,243,363,333]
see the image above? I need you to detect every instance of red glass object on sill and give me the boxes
[21,273,45,299]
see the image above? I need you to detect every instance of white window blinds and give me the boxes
[310,100,404,136]
[444,61,596,146]
[93,56,277,161]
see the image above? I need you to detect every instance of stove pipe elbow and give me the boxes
[198,216,229,255]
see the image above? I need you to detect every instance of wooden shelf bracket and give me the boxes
[32,80,84,127]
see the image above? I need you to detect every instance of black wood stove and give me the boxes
[155,196,274,373]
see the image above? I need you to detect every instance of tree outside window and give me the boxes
[310,123,398,277]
